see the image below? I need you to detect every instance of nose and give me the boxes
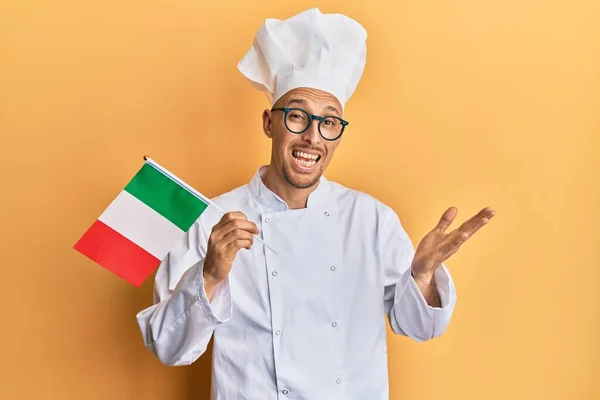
[301,118,322,145]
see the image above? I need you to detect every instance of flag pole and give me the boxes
[142,156,278,255]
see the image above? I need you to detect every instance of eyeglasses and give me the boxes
[271,107,349,141]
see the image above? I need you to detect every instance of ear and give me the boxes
[262,109,273,139]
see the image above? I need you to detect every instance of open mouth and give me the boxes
[291,149,322,169]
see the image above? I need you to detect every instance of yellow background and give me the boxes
[1,0,598,399]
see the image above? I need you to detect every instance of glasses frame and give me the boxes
[271,107,349,141]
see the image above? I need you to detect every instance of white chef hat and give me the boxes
[237,7,367,111]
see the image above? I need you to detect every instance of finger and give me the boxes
[442,213,494,255]
[220,228,255,249]
[449,208,486,238]
[464,207,496,229]
[211,222,256,246]
[212,211,248,231]
[213,229,254,257]
[220,218,259,236]
[211,215,258,243]
[224,237,254,253]
[436,207,496,260]
[456,207,495,237]
[433,207,458,233]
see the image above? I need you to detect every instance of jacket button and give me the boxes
[272,271,278,276]
[282,389,289,395]
[324,212,330,217]
[332,322,338,327]
[330,266,336,271]
[265,218,270,223]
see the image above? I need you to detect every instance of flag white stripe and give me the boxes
[98,190,184,260]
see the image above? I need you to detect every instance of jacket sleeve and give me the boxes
[136,220,233,366]
[381,206,457,342]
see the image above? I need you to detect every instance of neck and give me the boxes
[261,165,319,210]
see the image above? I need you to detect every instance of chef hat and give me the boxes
[237,7,367,111]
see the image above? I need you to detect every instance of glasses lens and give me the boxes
[285,109,310,133]
[319,116,344,140]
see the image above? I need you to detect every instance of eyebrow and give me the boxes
[286,98,341,117]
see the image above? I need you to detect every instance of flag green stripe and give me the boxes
[124,163,208,231]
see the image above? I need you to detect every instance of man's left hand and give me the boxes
[411,206,496,284]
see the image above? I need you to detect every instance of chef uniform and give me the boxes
[136,8,457,400]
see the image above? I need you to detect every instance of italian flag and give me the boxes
[74,158,209,287]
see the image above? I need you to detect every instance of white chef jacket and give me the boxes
[136,166,457,400]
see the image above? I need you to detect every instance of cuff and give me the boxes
[196,262,233,324]
[395,262,457,340]
[433,263,452,309]
[408,262,454,310]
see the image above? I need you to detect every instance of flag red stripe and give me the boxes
[74,219,160,287]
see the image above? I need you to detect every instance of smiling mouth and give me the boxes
[291,149,322,169]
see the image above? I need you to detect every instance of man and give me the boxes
[136,7,496,399]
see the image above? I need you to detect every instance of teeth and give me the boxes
[291,150,318,167]
[293,150,319,160]
[297,159,316,167]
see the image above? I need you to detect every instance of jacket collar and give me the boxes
[248,165,331,212]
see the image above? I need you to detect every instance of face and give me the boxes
[262,87,344,189]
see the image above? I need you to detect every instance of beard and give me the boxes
[281,161,323,189]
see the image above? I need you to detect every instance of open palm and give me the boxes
[411,206,496,278]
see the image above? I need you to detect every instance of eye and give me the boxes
[288,110,307,120]
[322,117,340,128]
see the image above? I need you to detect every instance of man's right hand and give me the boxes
[202,211,259,300]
